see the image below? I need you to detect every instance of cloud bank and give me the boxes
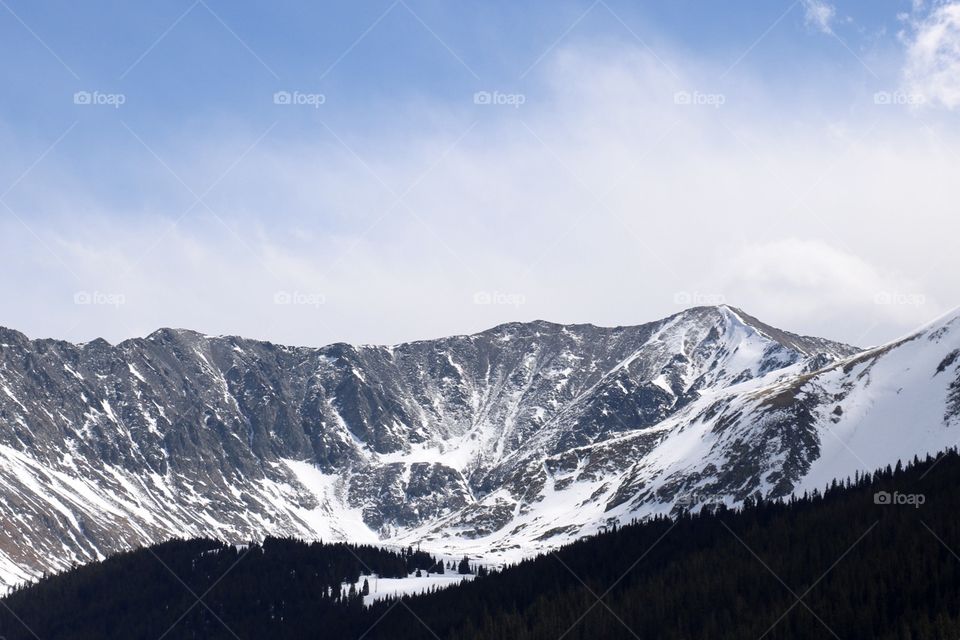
[0,38,956,348]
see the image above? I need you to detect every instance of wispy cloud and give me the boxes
[903,1,960,108]
[802,0,837,34]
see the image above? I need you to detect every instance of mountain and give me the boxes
[0,305,956,590]
[6,450,960,640]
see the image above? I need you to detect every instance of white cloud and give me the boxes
[802,0,837,34]
[710,239,941,346]
[903,1,960,108]
[0,44,957,348]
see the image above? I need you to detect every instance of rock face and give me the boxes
[1,305,958,589]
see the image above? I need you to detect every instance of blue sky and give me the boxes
[0,0,957,347]
[0,1,916,134]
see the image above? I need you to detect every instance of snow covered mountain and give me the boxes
[0,305,957,589]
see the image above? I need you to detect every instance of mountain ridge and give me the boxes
[1,305,957,590]
[0,304,858,353]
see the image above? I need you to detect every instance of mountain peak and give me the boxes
[720,305,859,358]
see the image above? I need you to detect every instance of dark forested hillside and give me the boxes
[0,539,443,640]
[5,450,960,640]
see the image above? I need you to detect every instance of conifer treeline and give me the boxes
[3,450,960,639]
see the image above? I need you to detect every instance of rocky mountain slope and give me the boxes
[0,306,956,589]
